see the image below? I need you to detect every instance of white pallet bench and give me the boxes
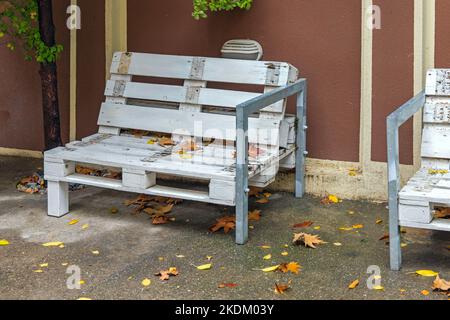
[387,69,450,270]
[44,52,308,244]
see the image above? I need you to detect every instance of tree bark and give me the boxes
[37,0,62,150]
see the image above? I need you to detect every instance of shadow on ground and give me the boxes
[0,156,449,300]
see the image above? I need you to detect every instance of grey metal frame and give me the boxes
[235,79,308,244]
[386,91,426,270]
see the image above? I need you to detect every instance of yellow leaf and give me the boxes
[348,280,360,289]
[33,270,44,273]
[328,195,339,203]
[0,239,9,246]
[281,251,289,256]
[92,250,100,255]
[206,256,213,261]
[314,226,321,230]
[77,297,92,301]
[59,244,65,249]
[110,207,119,214]
[61,263,68,266]
[416,270,439,277]
[421,290,430,296]
[376,219,383,225]
[147,139,156,145]
[79,280,85,285]
[39,263,49,268]
[82,224,89,230]
[352,224,364,229]
[339,227,353,231]
[260,265,280,273]
[141,278,151,287]
[176,255,185,258]
[68,219,79,225]
[401,243,408,248]
[333,242,343,247]
[260,245,271,249]
[197,264,212,271]
[42,242,64,247]
[373,285,385,291]
[263,254,272,260]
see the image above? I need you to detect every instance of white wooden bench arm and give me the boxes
[386,91,426,270]
[235,79,308,244]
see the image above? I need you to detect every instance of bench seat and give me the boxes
[45,133,295,206]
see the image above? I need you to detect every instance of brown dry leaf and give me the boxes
[348,280,360,289]
[249,210,262,222]
[249,187,264,197]
[293,221,314,228]
[278,262,301,274]
[152,216,170,225]
[435,208,450,219]
[274,281,292,295]
[218,283,238,289]
[155,267,178,281]
[158,136,176,147]
[433,275,450,292]
[256,198,269,204]
[293,233,325,249]
[209,216,236,234]
[210,211,263,234]
[379,234,390,241]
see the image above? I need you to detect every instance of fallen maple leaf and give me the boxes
[158,136,175,147]
[348,280,360,289]
[416,270,439,277]
[152,216,170,225]
[279,262,301,274]
[209,216,236,234]
[421,290,430,296]
[432,275,450,292]
[249,210,262,221]
[321,194,340,205]
[274,281,292,294]
[155,267,179,281]
[42,242,64,247]
[196,264,212,271]
[435,207,450,219]
[293,233,325,248]
[260,265,280,273]
[379,234,390,241]
[293,221,314,228]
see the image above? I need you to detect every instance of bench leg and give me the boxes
[295,83,307,198]
[48,181,70,218]
[389,205,402,271]
[236,106,249,245]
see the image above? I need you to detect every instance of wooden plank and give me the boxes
[425,69,450,96]
[105,80,264,109]
[46,173,234,206]
[400,219,450,232]
[45,147,236,181]
[421,124,450,159]
[110,52,292,86]
[399,203,433,224]
[97,103,281,145]
[47,181,69,217]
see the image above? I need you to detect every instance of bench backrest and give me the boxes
[98,52,298,146]
[422,69,450,169]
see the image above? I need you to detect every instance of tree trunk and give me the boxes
[37,0,62,150]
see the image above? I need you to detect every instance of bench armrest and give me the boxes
[386,91,425,270]
[387,91,425,200]
[234,78,307,244]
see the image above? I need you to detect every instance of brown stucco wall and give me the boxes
[76,0,105,139]
[436,0,450,68]
[127,0,362,162]
[371,0,414,164]
[0,0,70,151]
